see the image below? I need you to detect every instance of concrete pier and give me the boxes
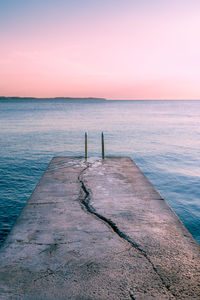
[0,157,199,299]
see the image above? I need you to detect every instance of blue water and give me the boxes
[0,99,200,245]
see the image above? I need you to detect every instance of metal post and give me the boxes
[85,132,88,160]
[101,132,105,159]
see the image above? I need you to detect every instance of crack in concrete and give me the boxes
[33,268,54,282]
[78,162,176,299]
[33,268,70,283]
[129,292,136,300]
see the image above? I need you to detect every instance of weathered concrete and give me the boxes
[0,156,199,300]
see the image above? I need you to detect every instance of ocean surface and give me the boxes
[0,98,199,245]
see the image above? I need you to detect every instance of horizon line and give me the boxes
[1,96,200,101]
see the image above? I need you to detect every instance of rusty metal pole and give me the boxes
[85,132,88,160]
[101,132,105,159]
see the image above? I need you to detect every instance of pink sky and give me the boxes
[0,0,200,99]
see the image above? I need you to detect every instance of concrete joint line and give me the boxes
[78,163,176,299]
[15,241,78,246]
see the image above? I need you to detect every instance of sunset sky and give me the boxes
[0,0,200,100]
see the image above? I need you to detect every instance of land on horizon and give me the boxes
[0,96,107,101]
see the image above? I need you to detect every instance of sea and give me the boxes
[0,98,199,245]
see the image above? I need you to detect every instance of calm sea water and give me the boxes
[0,99,199,245]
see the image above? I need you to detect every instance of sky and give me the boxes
[0,0,200,100]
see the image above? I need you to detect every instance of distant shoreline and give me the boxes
[0,96,107,101]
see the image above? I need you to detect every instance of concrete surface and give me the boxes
[0,156,199,300]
